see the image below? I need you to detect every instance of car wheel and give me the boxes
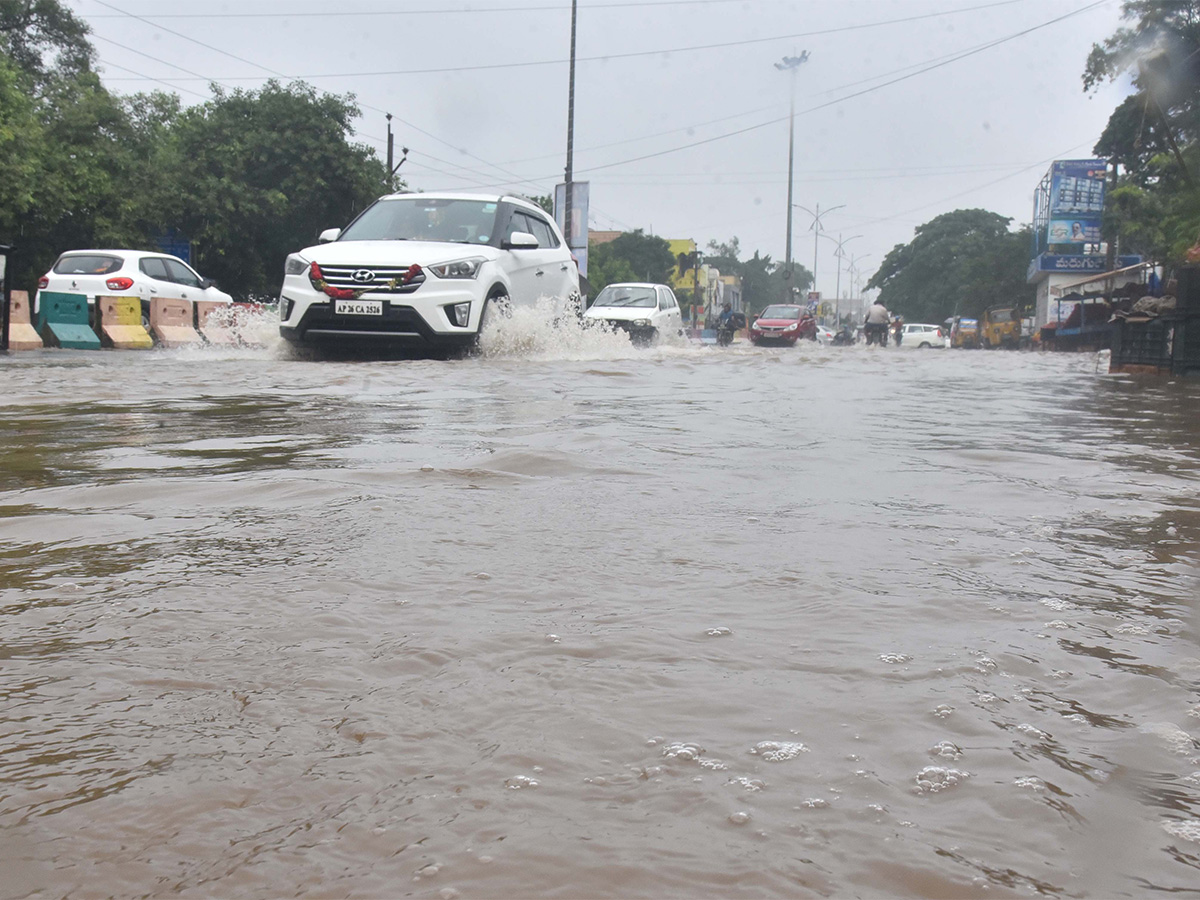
[475,288,510,346]
[919,341,931,349]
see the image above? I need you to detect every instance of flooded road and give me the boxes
[2,325,1198,898]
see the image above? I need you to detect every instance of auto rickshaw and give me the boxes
[950,316,980,348]
[981,306,1020,348]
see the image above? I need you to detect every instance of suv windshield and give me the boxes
[339,197,500,244]
[593,286,657,308]
[759,305,801,319]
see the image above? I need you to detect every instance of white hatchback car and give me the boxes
[897,323,946,349]
[583,282,684,344]
[36,249,233,317]
[278,192,580,352]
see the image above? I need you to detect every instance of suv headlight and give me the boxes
[284,254,309,276]
[428,257,485,279]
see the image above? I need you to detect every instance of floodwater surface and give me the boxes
[1,319,1198,898]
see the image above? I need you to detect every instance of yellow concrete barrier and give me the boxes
[195,300,237,345]
[7,291,44,350]
[98,296,153,349]
[150,297,201,348]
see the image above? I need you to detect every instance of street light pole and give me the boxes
[819,232,861,324]
[774,52,809,283]
[793,202,844,297]
[564,0,578,248]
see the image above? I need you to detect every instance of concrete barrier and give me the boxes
[6,291,44,350]
[195,300,237,345]
[98,296,153,349]
[150,297,201,347]
[37,291,101,350]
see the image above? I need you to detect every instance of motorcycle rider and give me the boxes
[864,298,890,346]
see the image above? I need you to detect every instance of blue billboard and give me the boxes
[1046,159,1106,245]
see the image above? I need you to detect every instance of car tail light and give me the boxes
[106,276,134,291]
[308,261,325,290]
[936,328,943,338]
[38,275,49,289]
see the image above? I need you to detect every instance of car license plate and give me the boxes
[334,299,382,316]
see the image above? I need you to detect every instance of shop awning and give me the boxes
[1049,261,1152,297]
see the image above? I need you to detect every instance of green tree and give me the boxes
[866,209,1034,323]
[165,80,391,298]
[587,241,638,293]
[1085,1,1200,264]
[0,0,95,88]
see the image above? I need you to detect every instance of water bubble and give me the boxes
[478,855,494,865]
[1040,597,1079,612]
[546,634,560,642]
[1138,722,1196,755]
[1016,724,1050,739]
[1114,623,1151,635]
[420,465,435,472]
[750,741,809,761]
[728,811,751,825]
[1014,776,1046,791]
[1044,620,1070,629]
[474,572,492,580]
[933,704,955,719]
[929,741,963,760]
[746,516,760,523]
[879,653,912,664]
[662,742,703,761]
[418,864,440,878]
[727,776,765,792]
[1163,819,1200,844]
[505,775,539,789]
[915,766,970,794]
[705,626,733,637]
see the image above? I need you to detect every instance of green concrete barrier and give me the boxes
[37,291,101,350]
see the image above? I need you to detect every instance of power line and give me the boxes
[94,0,1031,81]
[83,0,773,18]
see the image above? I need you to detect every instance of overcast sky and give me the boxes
[74,0,1133,296]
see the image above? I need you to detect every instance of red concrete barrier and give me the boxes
[195,300,237,345]
[7,291,43,350]
[150,297,201,347]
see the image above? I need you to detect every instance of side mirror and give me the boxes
[318,228,341,244]
[200,277,216,290]
[503,231,539,250]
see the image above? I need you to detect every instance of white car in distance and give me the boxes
[583,282,684,345]
[897,323,946,348]
[278,192,580,353]
[36,249,233,318]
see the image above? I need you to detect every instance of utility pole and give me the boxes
[563,0,579,249]
[775,52,809,282]
[386,113,393,178]
[384,113,408,190]
[794,203,844,298]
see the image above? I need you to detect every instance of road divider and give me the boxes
[37,291,101,350]
[150,297,202,347]
[7,291,44,350]
[98,295,153,349]
[196,300,237,345]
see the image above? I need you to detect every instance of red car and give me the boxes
[750,304,817,346]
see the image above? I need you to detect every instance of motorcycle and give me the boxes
[715,311,745,346]
[831,326,856,346]
[864,323,889,346]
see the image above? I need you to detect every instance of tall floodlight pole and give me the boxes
[564,0,578,248]
[774,52,809,283]
[794,202,844,297]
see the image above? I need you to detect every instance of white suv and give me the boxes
[279,192,580,352]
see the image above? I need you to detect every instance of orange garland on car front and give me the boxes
[308,261,423,301]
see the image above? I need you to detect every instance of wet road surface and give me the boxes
[2,322,1199,898]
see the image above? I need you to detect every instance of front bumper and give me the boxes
[751,329,798,344]
[278,276,485,347]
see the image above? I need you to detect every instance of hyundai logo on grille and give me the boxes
[350,269,375,284]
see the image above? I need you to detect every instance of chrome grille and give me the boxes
[319,264,426,294]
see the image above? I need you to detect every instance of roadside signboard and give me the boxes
[1046,159,1106,245]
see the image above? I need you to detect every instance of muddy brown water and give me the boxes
[1,322,1198,898]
